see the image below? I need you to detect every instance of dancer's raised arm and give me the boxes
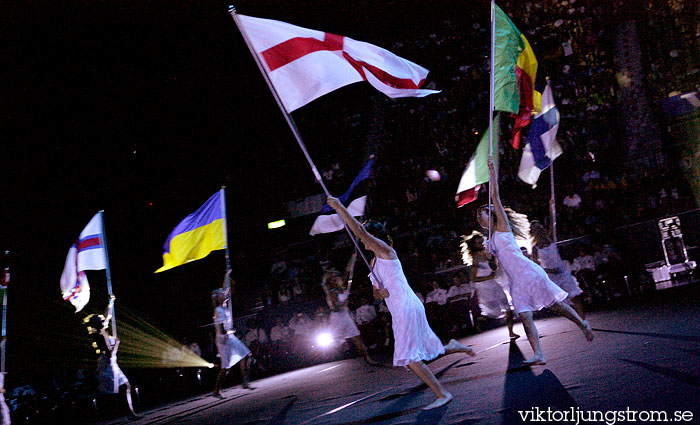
[103,295,115,322]
[488,159,510,233]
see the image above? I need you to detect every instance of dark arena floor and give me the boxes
[95,283,700,425]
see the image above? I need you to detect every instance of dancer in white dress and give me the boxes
[478,159,593,366]
[328,196,474,410]
[321,253,376,364]
[84,296,140,420]
[531,220,586,320]
[212,271,253,398]
[461,231,519,339]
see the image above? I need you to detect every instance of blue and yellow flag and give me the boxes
[156,190,226,273]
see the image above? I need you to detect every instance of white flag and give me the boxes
[237,15,439,112]
[60,213,106,312]
[310,196,367,236]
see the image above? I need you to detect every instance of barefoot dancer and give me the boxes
[212,271,253,398]
[321,252,376,364]
[461,231,519,340]
[478,159,593,366]
[328,197,474,410]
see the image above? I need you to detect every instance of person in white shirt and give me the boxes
[447,276,472,302]
[425,281,449,336]
[425,281,448,305]
[269,317,292,368]
[447,275,473,331]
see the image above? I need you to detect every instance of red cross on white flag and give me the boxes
[238,15,440,112]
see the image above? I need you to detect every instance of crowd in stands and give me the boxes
[230,0,697,335]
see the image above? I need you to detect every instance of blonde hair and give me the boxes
[460,230,484,266]
[477,205,531,240]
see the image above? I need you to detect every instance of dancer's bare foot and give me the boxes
[212,392,225,399]
[445,339,476,357]
[422,391,453,410]
[523,355,546,366]
[509,332,520,340]
[581,320,594,342]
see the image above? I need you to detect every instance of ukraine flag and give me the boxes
[156,190,226,273]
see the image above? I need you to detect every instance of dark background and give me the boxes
[1,0,493,378]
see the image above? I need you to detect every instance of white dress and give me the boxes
[489,231,567,313]
[328,291,361,339]
[369,257,444,366]
[535,243,583,300]
[96,337,129,394]
[214,306,251,369]
[0,373,8,425]
[472,260,511,319]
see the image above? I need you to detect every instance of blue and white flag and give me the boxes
[518,83,562,186]
[309,196,367,235]
[310,158,373,235]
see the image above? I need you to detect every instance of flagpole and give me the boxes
[220,187,232,275]
[228,5,384,289]
[98,211,117,339]
[545,76,558,244]
[550,161,558,243]
[488,0,496,237]
[219,187,235,319]
[1,252,9,375]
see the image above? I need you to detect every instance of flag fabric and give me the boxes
[1,267,8,289]
[518,83,562,186]
[492,4,540,148]
[456,116,500,207]
[156,190,227,273]
[510,35,540,149]
[237,14,440,112]
[60,213,106,312]
[319,158,373,214]
[310,196,367,235]
[310,159,373,235]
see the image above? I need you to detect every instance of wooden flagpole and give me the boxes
[228,5,385,288]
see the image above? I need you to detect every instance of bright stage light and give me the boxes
[316,332,333,347]
[110,307,214,369]
[267,219,286,229]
